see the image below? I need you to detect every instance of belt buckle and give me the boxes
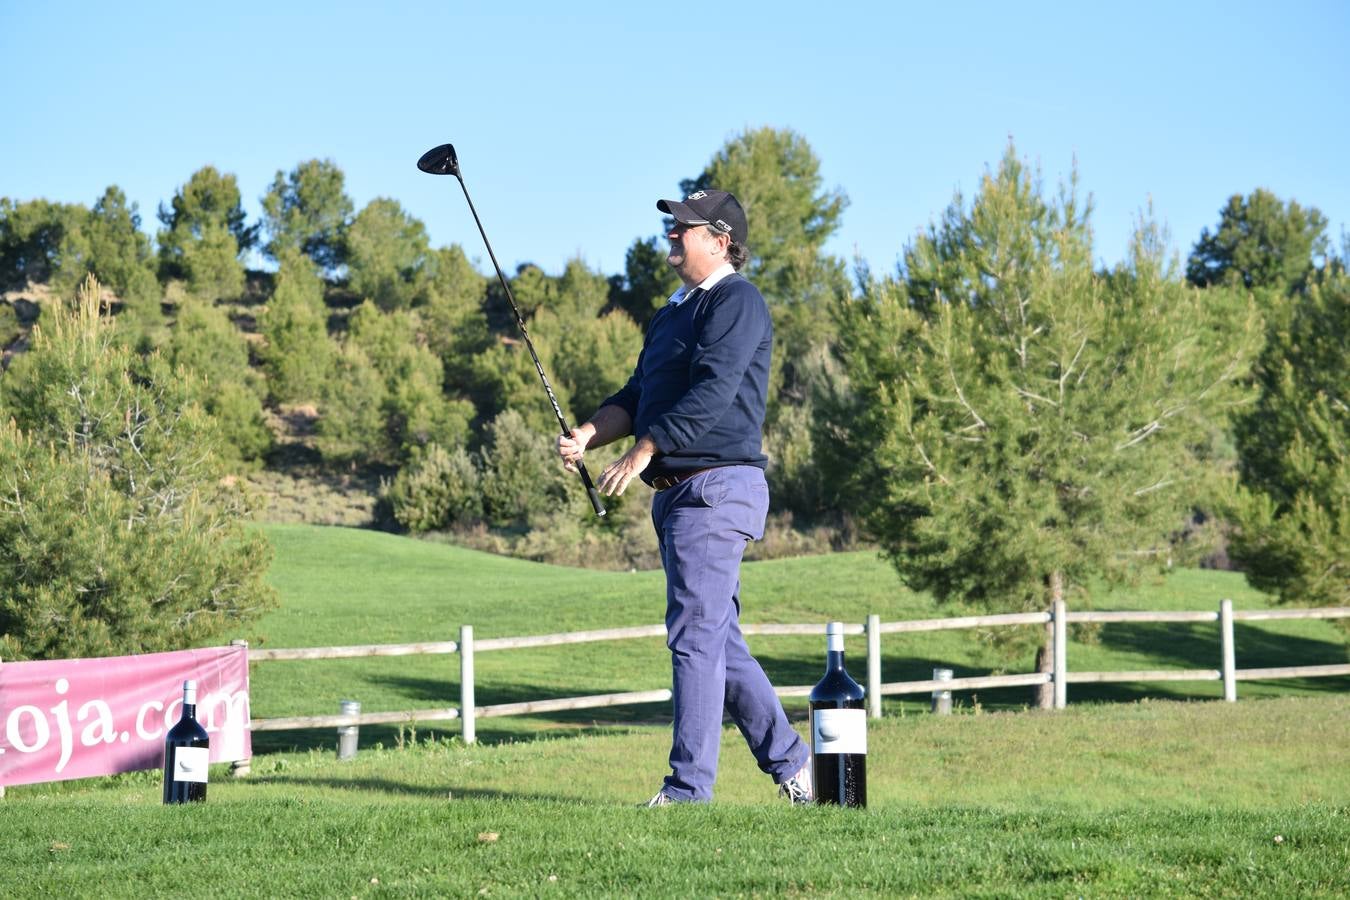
[652,474,677,491]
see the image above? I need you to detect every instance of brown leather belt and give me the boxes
[650,467,717,491]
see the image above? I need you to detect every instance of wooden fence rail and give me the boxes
[248,640,459,661]
[242,602,1350,759]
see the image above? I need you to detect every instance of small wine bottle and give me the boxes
[809,622,867,807]
[163,679,210,804]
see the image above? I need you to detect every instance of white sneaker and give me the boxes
[642,790,674,808]
[778,759,813,805]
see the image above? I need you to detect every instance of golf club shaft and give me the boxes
[453,177,606,518]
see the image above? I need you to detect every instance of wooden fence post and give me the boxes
[1053,600,1068,709]
[1220,599,1237,702]
[460,625,476,745]
[866,614,881,719]
[228,640,252,778]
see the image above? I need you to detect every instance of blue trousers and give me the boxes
[652,466,809,801]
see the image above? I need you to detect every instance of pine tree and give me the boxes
[0,276,275,660]
[47,188,163,343]
[344,302,472,460]
[680,128,853,521]
[680,126,847,305]
[1186,189,1327,294]
[828,146,1260,705]
[467,335,574,437]
[261,159,353,273]
[156,166,252,300]
[315,343,388,463]
[167,296,270,464]
[182,221,245,302]
[388,444,483,532]
[418,244,491,391]
[547,308,643,423]
[0,301,18,347]
[261,249,333,405]
[1229,265,1349,613]
[0,198,85,290]
[345,198,430,311]
[478,409,570,527]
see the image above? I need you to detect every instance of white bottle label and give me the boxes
[813,707,866,755]
[173,746,209,784]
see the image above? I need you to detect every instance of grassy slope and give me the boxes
[243,524,1349,749]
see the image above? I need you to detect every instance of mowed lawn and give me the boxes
[5,698,1348,896]
[4,524,1348,896]
[242,524,1349,749]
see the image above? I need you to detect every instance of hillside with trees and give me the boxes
[1,130,1343,660]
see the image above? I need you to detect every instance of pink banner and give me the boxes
[0,645,250,787]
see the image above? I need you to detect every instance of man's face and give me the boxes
[666,221,725,282]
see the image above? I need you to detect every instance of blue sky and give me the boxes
[2,2,1346,279]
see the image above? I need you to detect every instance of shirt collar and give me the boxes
[667,263,737,305]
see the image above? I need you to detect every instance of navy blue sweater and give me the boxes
[601,273,773,484]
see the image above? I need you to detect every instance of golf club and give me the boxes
[417,143,606,518]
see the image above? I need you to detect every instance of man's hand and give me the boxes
[597,435,658,497]
[557,424,596,473]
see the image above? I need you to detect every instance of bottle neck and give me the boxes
[182,703,197,719]
[825,626,847,672]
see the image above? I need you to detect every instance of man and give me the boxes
[557,189,811,805]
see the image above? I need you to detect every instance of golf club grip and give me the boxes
[576,460,606,517]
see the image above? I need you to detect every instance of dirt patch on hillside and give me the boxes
[246,466,385,527]
[249,402,389,527]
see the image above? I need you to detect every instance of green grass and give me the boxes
[240,524,1348,750]
[7,525,1347,896]
[5,699,1348,897]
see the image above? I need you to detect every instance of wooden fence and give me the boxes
[240,600,1350,766]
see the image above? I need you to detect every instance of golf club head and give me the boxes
[417,143,460,177]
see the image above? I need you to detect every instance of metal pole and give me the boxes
[460,625,476,745]
[1053,599,1068,709]
[1220,598,1237,702]
[337,700,361,760]
[866,614,882,719]
[931,668,953,714]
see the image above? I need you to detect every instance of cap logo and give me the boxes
[686,190,708,201]
[713,219,732,234]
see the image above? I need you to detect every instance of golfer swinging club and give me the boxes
[557,189,812,805]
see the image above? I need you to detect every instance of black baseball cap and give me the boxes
[657,190,748,244]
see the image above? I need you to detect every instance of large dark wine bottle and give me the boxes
[809,621,866,807]
[162,679,210,804]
